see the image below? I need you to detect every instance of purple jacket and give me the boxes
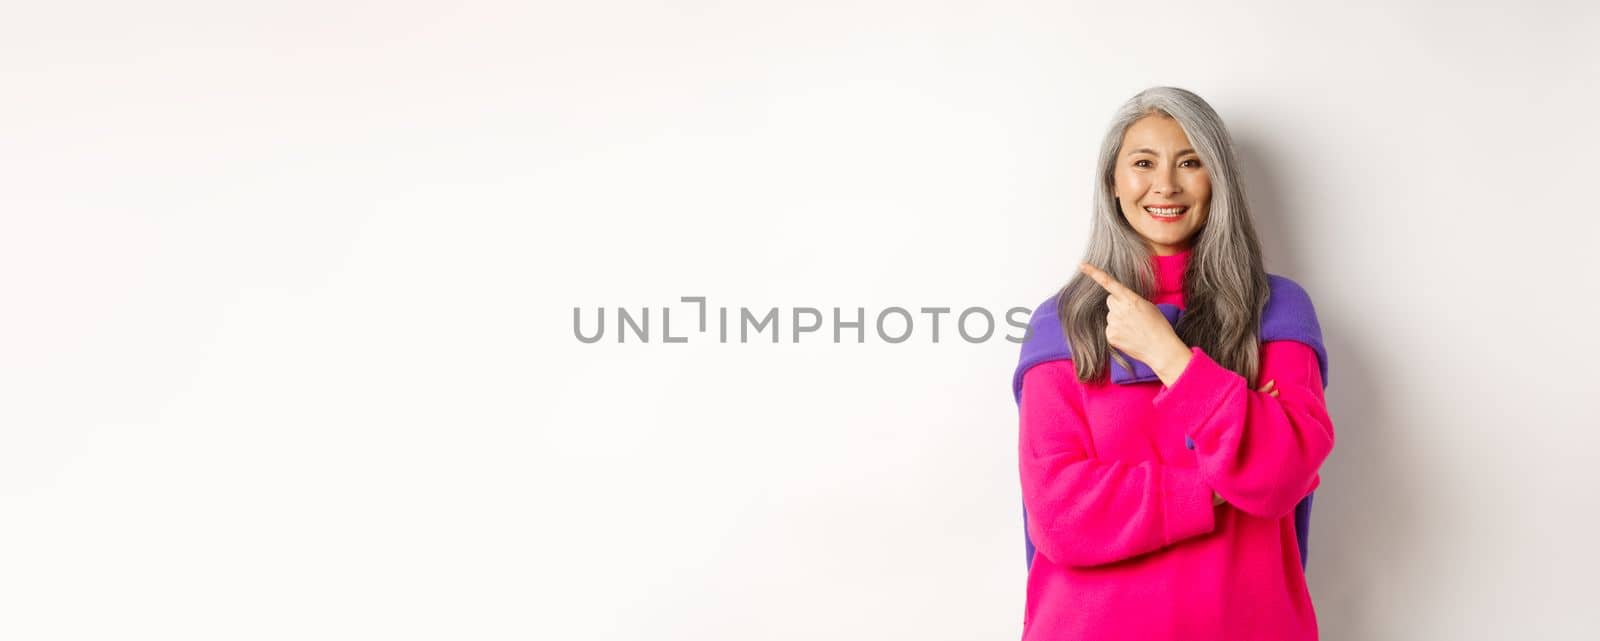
[1013,274,1329,570]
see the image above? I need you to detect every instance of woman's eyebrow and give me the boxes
[1127,147,1196,157]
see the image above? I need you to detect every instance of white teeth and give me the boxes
[1145,206,1187,217]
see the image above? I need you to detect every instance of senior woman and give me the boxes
[1012,86,1335,640]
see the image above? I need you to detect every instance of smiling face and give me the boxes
[1112,114,1212,256]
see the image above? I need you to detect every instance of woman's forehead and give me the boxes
[1121,119,1194,155]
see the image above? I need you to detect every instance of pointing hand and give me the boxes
[1078,261,1186,369]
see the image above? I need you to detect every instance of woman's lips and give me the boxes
[1145,205,1188,223]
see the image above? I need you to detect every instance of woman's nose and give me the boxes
[1152,174,1181,195]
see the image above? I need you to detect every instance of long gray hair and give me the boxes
[1058,86,1269,386]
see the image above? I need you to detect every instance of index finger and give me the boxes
[1079,262,1135,299]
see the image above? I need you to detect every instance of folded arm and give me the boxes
[1151,341,1335,519]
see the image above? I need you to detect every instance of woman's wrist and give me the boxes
[1151,339,1194,387]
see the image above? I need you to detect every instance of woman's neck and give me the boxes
[1151,247,1192,305]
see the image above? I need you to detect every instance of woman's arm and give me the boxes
[1150,340,1335,520]
[1019,360,1218,568]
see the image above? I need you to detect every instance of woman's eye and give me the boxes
[1181,159,1201,167]
[1134,160,1151,168]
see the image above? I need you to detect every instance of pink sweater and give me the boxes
[1017,248,1335,640]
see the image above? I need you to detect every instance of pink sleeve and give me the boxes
[1018,360,1218,568]
[1150,341,1335,520]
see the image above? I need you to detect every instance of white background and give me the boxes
[4,1,1598,639]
